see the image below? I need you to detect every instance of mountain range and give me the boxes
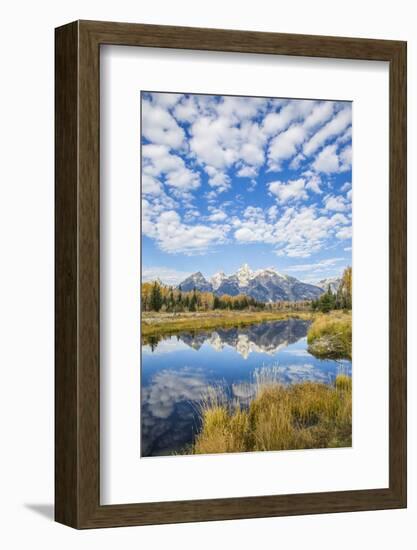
[178,263,332,302]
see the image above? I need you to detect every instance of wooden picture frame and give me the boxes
[55,20,407,528]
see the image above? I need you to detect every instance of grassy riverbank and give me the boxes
[188,374,352,454]
[307,310,352,360]
[142,309,313,338]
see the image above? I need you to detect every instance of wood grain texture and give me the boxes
[55,21,79,527]
[388,41,407,503]
[55,20,407,529]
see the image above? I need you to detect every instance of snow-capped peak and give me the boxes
[177,264,326,302]
[210,271,227,290]
[190,271,205,281]
[236,263,253,287]
[253,266,288,279]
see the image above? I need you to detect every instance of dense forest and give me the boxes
[142,266,352,314]
[141,282,266,312]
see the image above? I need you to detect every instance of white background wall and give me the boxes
[0,1,415,547]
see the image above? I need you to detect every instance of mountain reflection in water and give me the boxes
[175,318,311,358]
[141,319,351,457]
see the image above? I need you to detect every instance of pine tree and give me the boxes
[177,286,183,310]
[313,284,336,313]
[150,281,163,312]
[189,289,198,312]
[167,288,175,312]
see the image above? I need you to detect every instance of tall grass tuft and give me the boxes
[190,369,352,455]
[307,310,352,360]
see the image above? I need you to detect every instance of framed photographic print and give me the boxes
[55,20,407,528]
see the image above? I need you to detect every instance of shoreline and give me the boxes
[141,309,352,361]
[307,310,352,360]
[141,309,313,338]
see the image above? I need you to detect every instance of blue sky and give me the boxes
[141,92,352,285]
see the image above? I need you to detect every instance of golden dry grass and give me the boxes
[141,310,313,339]
[307,310,352,360]
[190,373,352,455]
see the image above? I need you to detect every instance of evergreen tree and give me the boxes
[320,287,336,313]
[177,287,183,310]
[313,285,336,313]
[150,281,163,312]
[167,288,175,312]
[189,289,198,312]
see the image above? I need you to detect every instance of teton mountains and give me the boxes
[178,264,334,302]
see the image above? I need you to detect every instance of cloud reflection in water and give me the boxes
[141,320,351,456]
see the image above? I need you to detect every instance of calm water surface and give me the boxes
[141,319,351,457]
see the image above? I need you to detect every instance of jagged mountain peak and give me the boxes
[253,266,287,278]
[210,271,227,290]
[236,263,253,286]
[237,263,252,274]
[178,271,212,292]
[177,265,325,302]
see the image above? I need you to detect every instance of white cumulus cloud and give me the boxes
[303,106,352,156]
[269,178,307,203]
